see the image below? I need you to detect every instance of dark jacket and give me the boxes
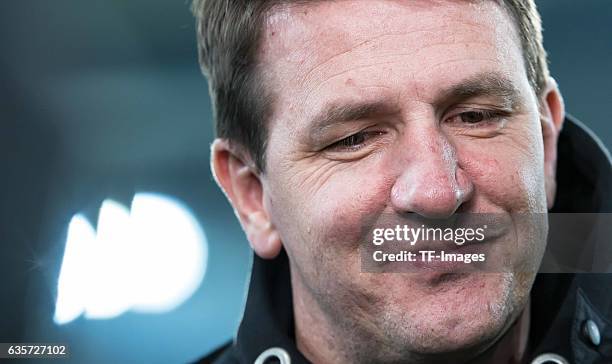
[197,115,612,364]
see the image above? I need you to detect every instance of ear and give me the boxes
[210,139,282,259]
[539,77,565,210]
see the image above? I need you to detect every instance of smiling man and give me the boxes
[192,1,611,363]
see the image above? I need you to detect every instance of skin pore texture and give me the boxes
[211,0,565,363]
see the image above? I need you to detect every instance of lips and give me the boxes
[402,221,509,253]
[361,214,512,273]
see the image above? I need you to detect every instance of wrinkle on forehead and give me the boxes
[260,0,520,82]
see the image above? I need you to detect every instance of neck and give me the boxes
[293,276,531,364]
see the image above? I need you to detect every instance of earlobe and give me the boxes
[245,212,283,259]
[539,77,565,209]
[211,139,282,259]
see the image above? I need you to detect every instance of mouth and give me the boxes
[362,217,510,274]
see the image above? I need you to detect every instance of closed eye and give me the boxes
[326,130,386,152]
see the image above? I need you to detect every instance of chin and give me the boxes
[371,272,524,355]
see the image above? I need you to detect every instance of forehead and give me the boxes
[259,0,526,125]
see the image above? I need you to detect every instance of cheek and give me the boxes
[268,156,393,271]
[458,126,547,212]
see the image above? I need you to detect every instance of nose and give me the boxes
[390,129,474,218]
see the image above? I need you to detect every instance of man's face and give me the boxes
[257,0,548,358]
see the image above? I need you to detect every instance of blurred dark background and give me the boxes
[0,1,610,363]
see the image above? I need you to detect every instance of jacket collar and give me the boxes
[236,249,310,364]
[528,115,611,362]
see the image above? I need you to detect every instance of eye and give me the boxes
[327,130,385,152]
[459,111,488,124]
[446,109,506,127]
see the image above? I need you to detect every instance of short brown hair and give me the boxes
[192,0,550,172]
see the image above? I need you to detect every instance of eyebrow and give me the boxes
[433,71,523,112]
